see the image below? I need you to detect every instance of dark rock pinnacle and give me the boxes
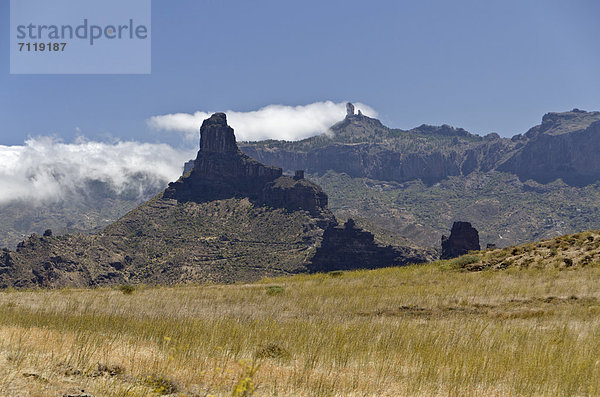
[441,221,480,259]
[164,113,330,215]
[199,113,239,153]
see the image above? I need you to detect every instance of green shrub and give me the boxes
[564,258,574,267]
[266,285,284,296]
[450,255,480,268]
[119,284,135,295]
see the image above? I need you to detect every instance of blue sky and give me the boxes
[1,0,600,146]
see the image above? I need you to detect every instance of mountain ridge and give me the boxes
[241,106,600,186]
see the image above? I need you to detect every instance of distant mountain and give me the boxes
[0,114,433,288]
[242,107,600,186]
[498,110,600,186]
[240,106,600,248]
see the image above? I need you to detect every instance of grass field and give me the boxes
[1,260,600,396]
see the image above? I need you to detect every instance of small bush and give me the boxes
[564,258,574,267]
[142,374,177,394]
[450,255,480,268]
[266,285,284,296]
[256,343,290,359]
[119,284,135,295]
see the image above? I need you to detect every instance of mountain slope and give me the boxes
[447,228,600,272]
[0,177,166,250]
[498,109,600,185]
[0,113,433,288]
[0,195,330,288]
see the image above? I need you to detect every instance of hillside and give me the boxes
[0,114,433,288]
[0,179,165,250]
[0,196,333,288]
[310,170,600,248]
[2,252,600,395]
[448,229,600,271]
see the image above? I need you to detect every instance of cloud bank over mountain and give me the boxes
[0,137,194,205]
[147,101,378,142]
[0,101,375,205]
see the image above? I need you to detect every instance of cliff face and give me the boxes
[240,112,517,185]
[497,110,600,186]
[240,108,600,187]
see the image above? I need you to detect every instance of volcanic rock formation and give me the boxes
[441,221,480,259]
[346,102,355,116]
[309,219,431,272]
[165,113,328,215]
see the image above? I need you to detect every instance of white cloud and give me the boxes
[0,101,377,206]
[0,137,195,205]
[147,101,378,142]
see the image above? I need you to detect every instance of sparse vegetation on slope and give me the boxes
[2,258,600,395]
[1,196,329,288]
[453,230,600,271]
[310,170,600,248]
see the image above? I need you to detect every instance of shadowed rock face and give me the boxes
[441,221,480,259]
[199,113,238,153]
[165,113,328,215]
[498,111,600,186]
[309,219,432,272]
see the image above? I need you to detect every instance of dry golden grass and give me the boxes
[2,261,600,396]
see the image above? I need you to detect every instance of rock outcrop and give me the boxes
[165,113,328,215]
[346,102,355,116]
[183,160,194,175]
[309,219,430,272]
[441,221,480,259]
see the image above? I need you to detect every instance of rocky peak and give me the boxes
[346,102,355,117]
[525,109,600,138]
[199,113,239,153]
[441,221,480,259]
[165,113,331,215]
